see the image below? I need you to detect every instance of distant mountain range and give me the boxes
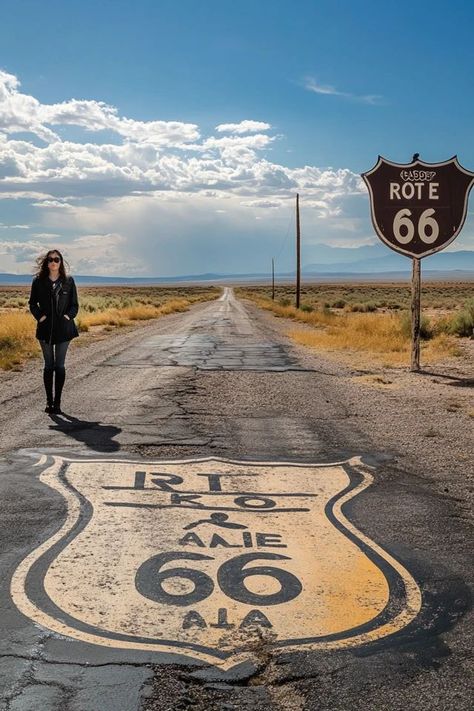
[303,247,474,273]
[1,246,473,285]
[0,272,229,285]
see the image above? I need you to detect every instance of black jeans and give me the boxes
[39,340,70,369]
[40,341,70,407]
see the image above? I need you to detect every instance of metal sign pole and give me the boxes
[411,258,421,372]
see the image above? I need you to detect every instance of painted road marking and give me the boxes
[11,456,422,668]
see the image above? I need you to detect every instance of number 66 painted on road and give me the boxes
[393,208,439,245]
[136,551,303,606]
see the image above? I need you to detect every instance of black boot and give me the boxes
[53,366,66,414]
[43,367,54,413]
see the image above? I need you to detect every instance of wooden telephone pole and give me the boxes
[296,193,301,308]
[271,257,275,300]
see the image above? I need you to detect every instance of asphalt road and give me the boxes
[0,288,472,711]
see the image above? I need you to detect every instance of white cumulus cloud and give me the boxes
[215,120,272,134]
[0,70,200,146]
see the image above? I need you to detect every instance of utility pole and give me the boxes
[296,193,301,308]
[271,257,275,300]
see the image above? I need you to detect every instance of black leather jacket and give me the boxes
[29,276,80,344]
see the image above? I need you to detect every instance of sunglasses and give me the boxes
[48,257,61,263]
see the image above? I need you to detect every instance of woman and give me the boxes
[28,250,79,414]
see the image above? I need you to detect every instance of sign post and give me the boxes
[411,258,421,371]
[362,156,474,371]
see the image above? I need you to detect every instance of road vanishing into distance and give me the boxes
[0,288,472,711]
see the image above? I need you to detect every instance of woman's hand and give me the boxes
[64,315,70,321]
[39,315,47,323]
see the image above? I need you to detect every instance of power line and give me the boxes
[275,209,293,263]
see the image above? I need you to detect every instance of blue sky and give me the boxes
[1,0,473,276]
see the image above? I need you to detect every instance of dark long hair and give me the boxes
[34,249,69,281]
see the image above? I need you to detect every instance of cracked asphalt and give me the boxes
[0,287,472,711]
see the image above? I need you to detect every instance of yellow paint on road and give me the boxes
[11,456,422,667]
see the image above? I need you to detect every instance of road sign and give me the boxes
[11,455,422,668]
[362,156,474,258]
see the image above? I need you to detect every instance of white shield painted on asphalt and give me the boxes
[11,456,422,668]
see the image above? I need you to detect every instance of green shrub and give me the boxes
[332,299,346,308]
[400,312,433,340]
[350,302,377,313]
[0,335,16,350]
[448,299,474,337]
[433,317,451,335]
[279,298,291,307]
[300,303,314,313]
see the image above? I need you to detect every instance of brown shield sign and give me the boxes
[11,455,422,669]
[362,156,474,258]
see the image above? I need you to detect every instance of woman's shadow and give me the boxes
[47,411,122,452]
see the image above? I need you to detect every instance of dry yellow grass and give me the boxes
[76,299,190,330]
[253,298,336,327]
[289,322,460,367]
[251,296,461,367]
[0,312,40,370]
